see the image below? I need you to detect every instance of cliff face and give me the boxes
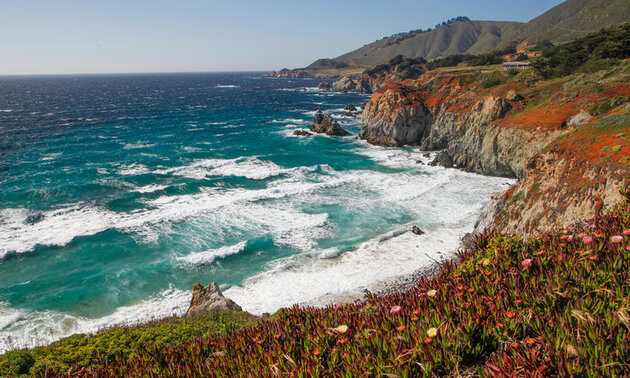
[360,66,630,234]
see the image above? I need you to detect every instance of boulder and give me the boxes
[567,111,592,127]
[344,104,357,111]
[318,82,331,90]
[332,76,357,93]
[475,96,512,122]
[505,90,524,102]
[185,282,242,317]
[429,151,454,168]
[412,226,424,235]
[311,111,349,136]
[293,130,313,137]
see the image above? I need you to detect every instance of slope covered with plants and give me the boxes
[14,193,630,376]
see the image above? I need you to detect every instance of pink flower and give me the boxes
[566,235,574,242]
[626,243,630,251]
[390,306,402,314]
[521,259,532,267]
[577,232,587,239]
[611,235,623,243]
[397,325,406,332]
[623,229,630,236]
[582,236,593,244]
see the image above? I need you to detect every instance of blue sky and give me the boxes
[0,0,564,75]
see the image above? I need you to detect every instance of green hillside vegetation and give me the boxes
[0,312,257,375]
[510,0,630,46]
[335,20,523,68]
[532,23,630,78]
[279,0,629,77]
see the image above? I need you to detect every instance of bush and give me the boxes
[0,350,35,375]
[0,311,257,375]
[532,23,630,78]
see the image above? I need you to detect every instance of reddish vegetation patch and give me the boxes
[63,200,630,377]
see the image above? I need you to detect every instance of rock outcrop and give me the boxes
[360,75,565,178]
[311,111,349,136]
[185,282,242,317]
[331,76,372,94]
[318,82,331,90]
[359,87,433,147]
[359,68,630,235]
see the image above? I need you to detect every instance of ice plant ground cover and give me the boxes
[9,189,626,376]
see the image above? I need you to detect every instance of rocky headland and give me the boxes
[359,65,629,236]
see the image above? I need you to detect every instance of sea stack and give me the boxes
[185,282,242,317]
[311,111,349,136]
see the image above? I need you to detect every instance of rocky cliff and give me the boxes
[360,65,630,235]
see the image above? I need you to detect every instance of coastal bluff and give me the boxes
[359,67,630,235]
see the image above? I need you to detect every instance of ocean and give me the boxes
[0,72,511,352]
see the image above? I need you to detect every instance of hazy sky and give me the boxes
[0,0,564,75]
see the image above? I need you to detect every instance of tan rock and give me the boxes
[185,282,242,317]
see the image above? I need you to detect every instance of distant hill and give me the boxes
[510,0,630,46]
[334,20,523,68]
[280,0,630,74]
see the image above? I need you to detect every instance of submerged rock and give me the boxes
[311,111,349,136]
[185,282,242,317]
[293,130,313,137]
[344,104,357,111]
[412,226,424,235]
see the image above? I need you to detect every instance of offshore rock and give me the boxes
[185,282,242,317]
[345,104,357,111]
[293,130,313,137]
[318,82,331,90]
[412,226,424,235]
[311,111,349,136]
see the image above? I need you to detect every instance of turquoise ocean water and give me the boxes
[0,73,511,351]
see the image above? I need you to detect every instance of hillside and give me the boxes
[334,20,523,68]
[510,0,630,46]
[269,0,630,78]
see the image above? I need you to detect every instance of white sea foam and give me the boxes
[0,143,514,351]
[41,152,62,161]
[0,172,342,256]
[215,85,240,88]
[267,118,310,125]
[133,184,168,194]
[177,241,247,265]
[0,288,189,353]
[154,157,293,180]
[123,142,156,149]
[117,163,151,176]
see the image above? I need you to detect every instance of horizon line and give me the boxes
[0,70,275,78]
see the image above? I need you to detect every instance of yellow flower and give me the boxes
[334,325,348,334]
[426,327,438,338]
[427,290,437,298]
[481,258,491,266]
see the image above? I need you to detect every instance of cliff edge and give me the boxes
[360,64,630,235]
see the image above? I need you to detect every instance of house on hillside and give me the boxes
[503,61,531,70]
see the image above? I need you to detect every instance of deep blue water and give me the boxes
[0,72,510,351]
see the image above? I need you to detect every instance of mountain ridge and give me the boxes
[273,0,630,75]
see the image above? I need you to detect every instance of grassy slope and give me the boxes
[512,0,630,45]
[0,312,257,376]
[28,196,630,376]
[335,20,523,67]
